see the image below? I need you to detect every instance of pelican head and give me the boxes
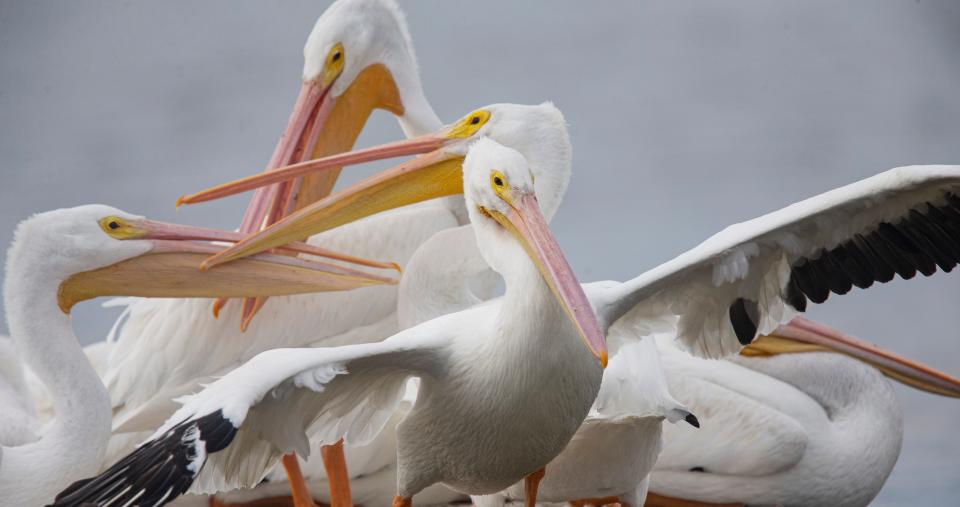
[227,0,438,252]
[181,102,573,267]
[301,0,432,134]
[3,205,395,316]
[463,138,606,366]
[457,102,572,219]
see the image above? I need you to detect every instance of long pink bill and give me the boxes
[500,193,608,367]
[134,219,399,272]
[177,134,449,207]
[775,317,960,398]
[238,81,331,233]
[136,219,399,292]
[57,215,401,315]
[215,81,336,324]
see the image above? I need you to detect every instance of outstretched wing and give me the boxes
[595,165,960,358]
[51,326,449,506]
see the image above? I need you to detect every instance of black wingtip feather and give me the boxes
[787,193,960,314]
[684,413,701,428]
[784,275,808,312]
[49,410,236,507]
[729,298,759,345]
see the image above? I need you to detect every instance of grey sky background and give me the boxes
[1,1,958,504]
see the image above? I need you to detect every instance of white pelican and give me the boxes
[107,101,568,507]
[53,139,608,507]
[647,319,960,507]
[0,204,391,506]
[209,178,566,507]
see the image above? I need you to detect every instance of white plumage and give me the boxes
[474,337,693,507]
[652,341,904,506]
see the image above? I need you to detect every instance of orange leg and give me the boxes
[391,495,412,507]
[281,453,318,507]
[320,440,354,507]
[523,467,546,507]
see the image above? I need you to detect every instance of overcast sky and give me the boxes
[1,1,959,504]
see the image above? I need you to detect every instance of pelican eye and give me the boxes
[447,109,491,139]
[99,216,145,239]
[490,170,512,201]
[327,43,345,66]
[321,43,346,86]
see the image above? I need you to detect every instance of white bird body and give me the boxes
[474,337,692,507]
[652,344,903,506]
[170,291,597,497]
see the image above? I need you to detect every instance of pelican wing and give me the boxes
[51,325,449,506]
[595,165,960,358]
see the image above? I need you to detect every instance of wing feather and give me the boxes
[52,328,447,505]
[597,165,960,358]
